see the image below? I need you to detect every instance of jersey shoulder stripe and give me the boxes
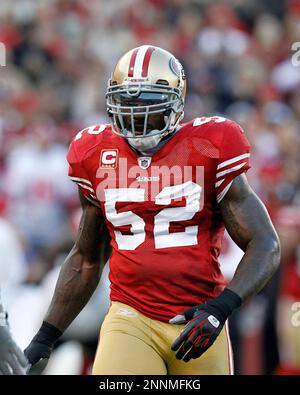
[69,124,111,164]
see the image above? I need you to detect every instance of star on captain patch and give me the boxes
[138,157,151,169]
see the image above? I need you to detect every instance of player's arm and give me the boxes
[0,293,28,374]
[24,190,110,367]
[171,174,280,362]
[219,173,280,300]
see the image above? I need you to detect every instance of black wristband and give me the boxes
[203,288,242,324]
[32,321,62,347]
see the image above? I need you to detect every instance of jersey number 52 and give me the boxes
[104,181,202,250]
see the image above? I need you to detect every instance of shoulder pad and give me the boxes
[69,124,108,162]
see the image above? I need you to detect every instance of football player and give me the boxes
[0,292,28,374]
[24,46,280,374]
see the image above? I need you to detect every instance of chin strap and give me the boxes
[132,127,181,156]
[128,134,162,151]
[133,107,184,150]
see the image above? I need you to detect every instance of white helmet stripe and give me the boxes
[133,45,152,78]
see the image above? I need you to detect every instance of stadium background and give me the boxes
[0,0,300,375]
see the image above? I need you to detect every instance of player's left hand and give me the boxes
[169,303,224,362]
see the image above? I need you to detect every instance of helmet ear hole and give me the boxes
[156,79,169,86]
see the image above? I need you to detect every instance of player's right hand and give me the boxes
[24,321,62,371]
[24,339,53,366]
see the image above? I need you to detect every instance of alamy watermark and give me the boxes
[95,158,205,207]
[0,42,6,66]
[291,302,300,327]
[291,42,300,67]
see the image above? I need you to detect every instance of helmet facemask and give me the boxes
[106,83,184,151]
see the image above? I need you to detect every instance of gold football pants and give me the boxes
[92,301,234,375]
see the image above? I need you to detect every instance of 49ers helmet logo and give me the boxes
[169,57,186,80]
[100,149,118,169]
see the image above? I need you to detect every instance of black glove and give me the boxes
[24,322,62,369]
[169,288,242,363]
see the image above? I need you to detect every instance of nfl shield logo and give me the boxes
[138,157,151,169]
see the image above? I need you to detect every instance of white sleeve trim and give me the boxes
[70,177,99,205]
[217,153,250,170]
[217,181,233,203]
[69,176,92,186]
[76,183,95,194]
[215,179,225,188]
[216,162,247,179]
[84,194,101,208]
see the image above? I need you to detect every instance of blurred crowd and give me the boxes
[0,0,300,375]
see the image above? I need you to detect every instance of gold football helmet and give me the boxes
[106,45,186,151]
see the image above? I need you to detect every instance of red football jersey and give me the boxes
[67,116,251,321]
